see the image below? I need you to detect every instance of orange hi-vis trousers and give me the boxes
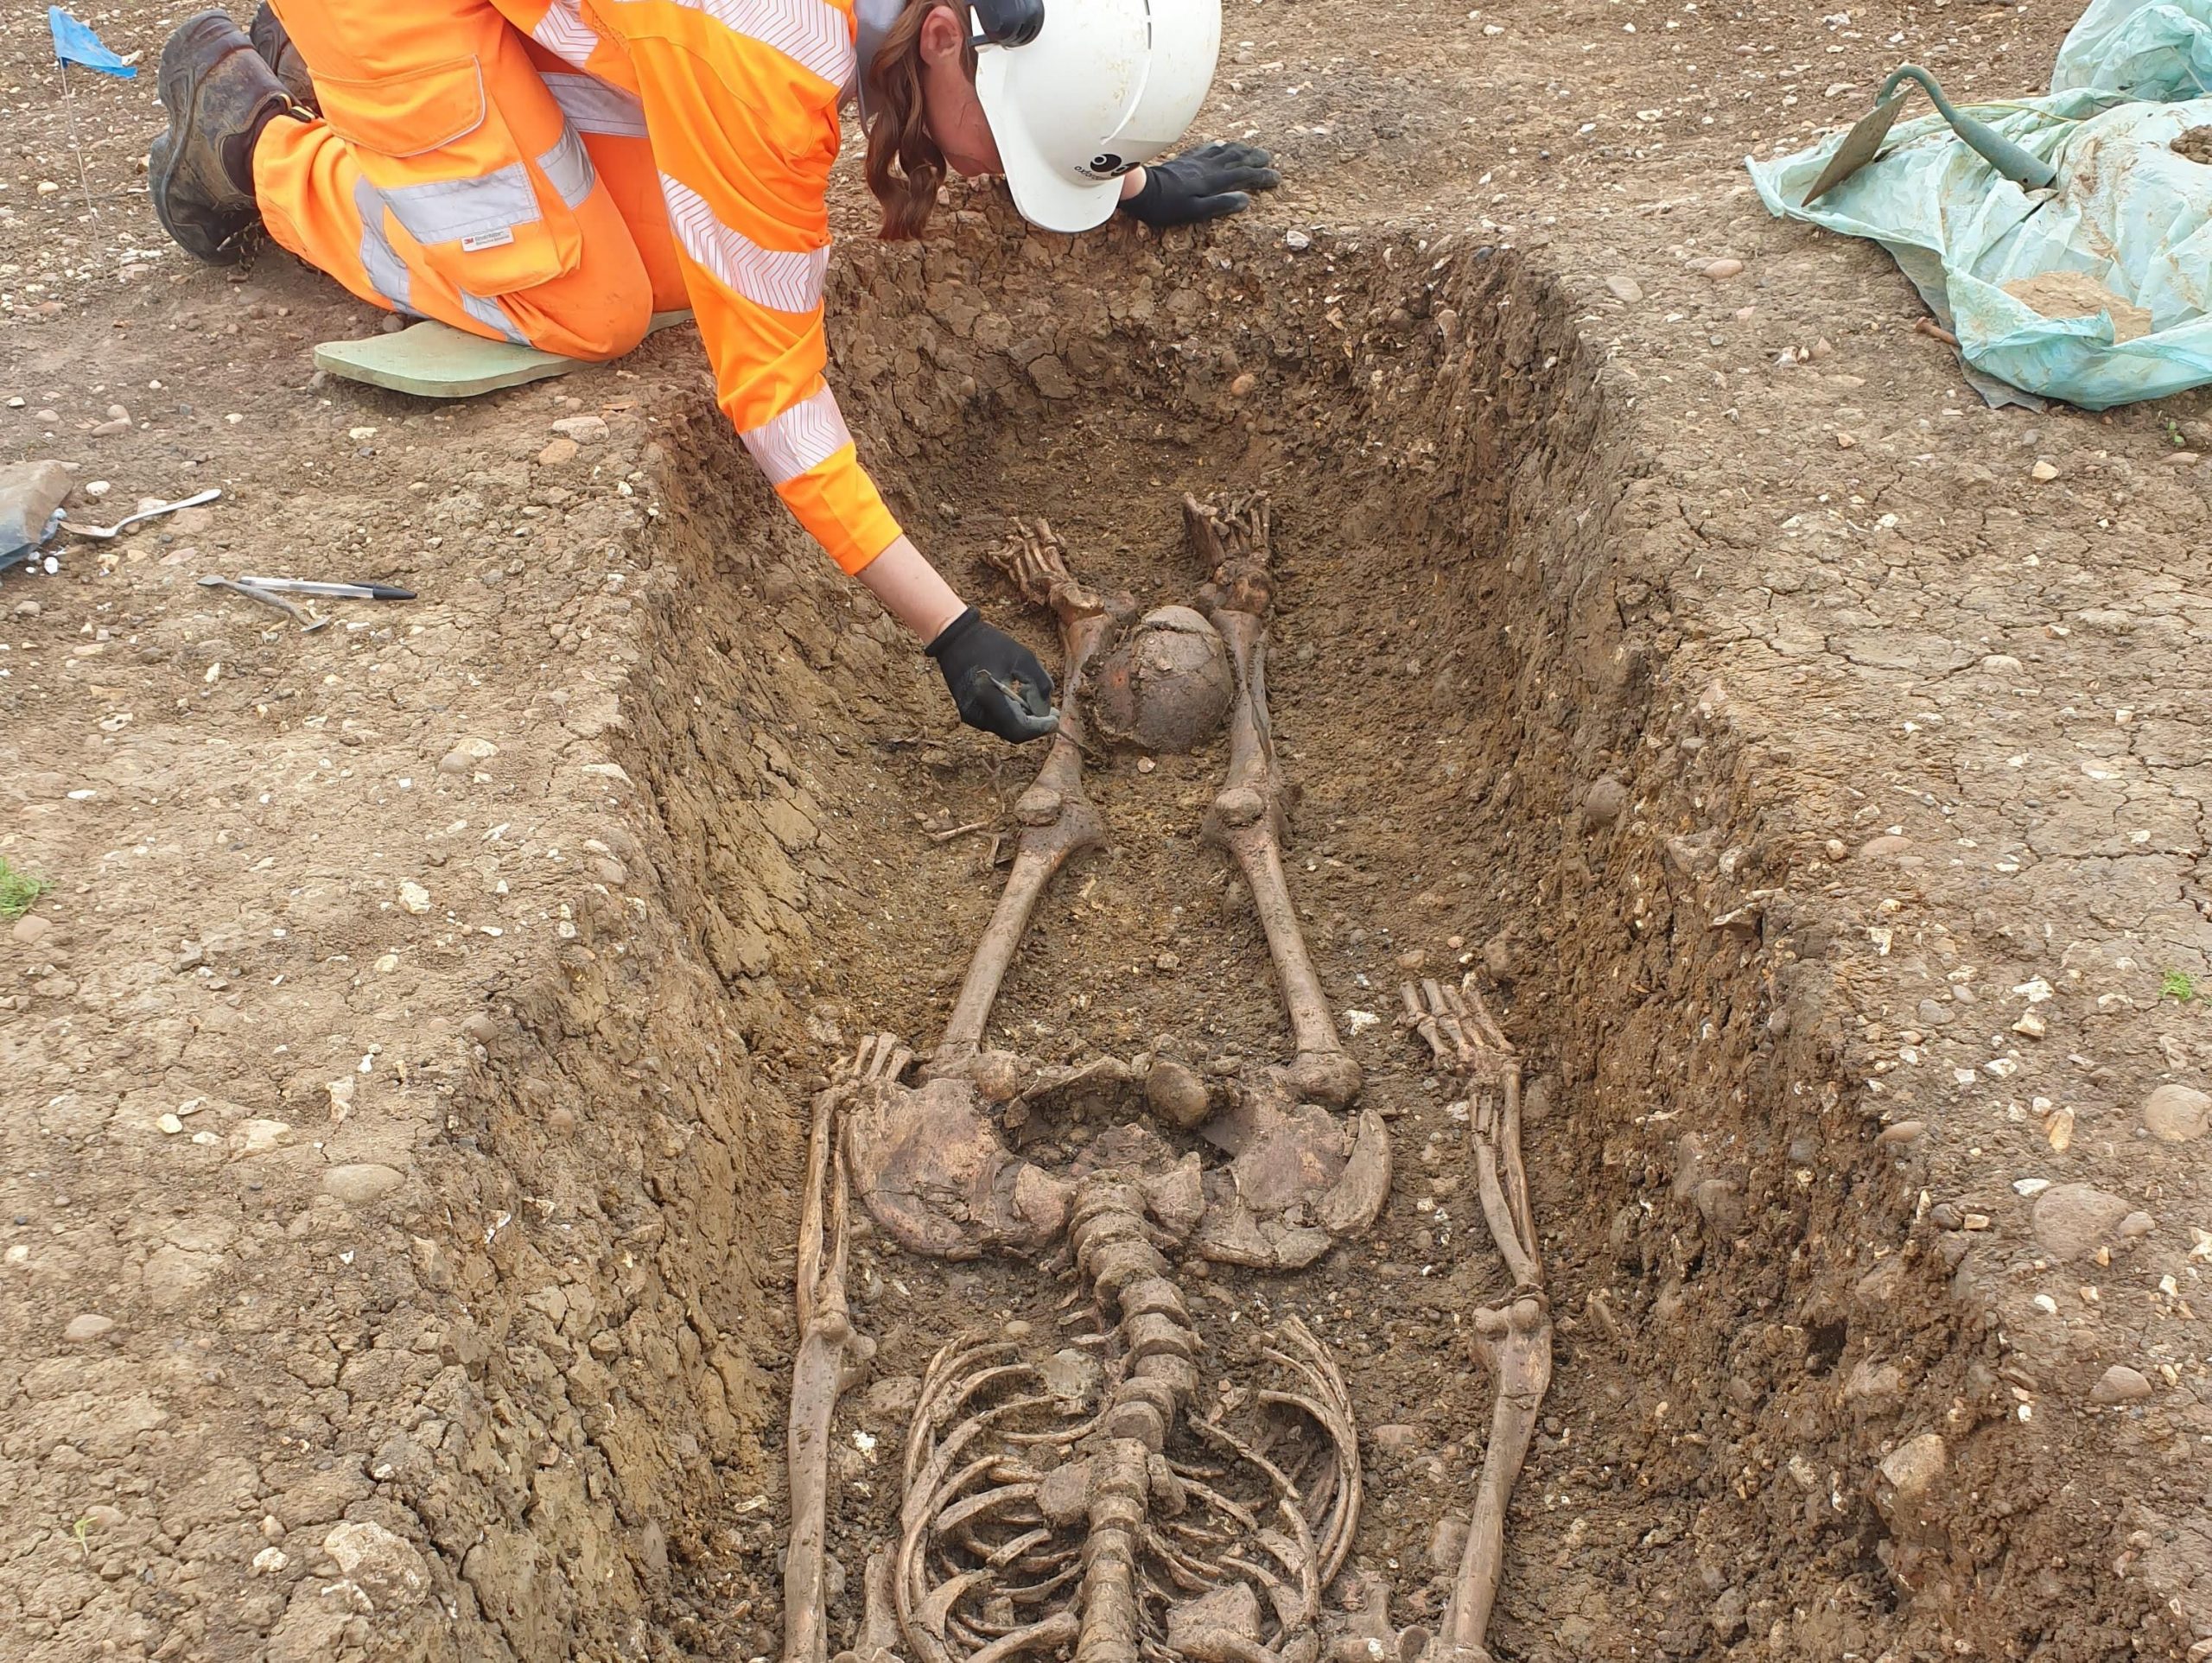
[255,0,901,573]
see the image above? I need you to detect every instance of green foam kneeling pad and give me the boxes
[315,311,694,398]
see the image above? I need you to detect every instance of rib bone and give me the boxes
[890,1168,1356,1663]
[1400,976,1553,1663]
[1185,494,1359,1109]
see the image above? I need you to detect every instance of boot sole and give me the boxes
[150,11,258,264]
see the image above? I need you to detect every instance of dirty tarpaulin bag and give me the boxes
[1745,0,2212,409]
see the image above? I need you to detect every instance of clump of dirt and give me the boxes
[2002,269,2153,340]
[2172,124,2212,166]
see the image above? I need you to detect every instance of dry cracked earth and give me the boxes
[5,0,2212,1660]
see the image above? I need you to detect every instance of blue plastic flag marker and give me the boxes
[48,8,137,78]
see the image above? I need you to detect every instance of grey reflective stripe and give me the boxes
[382,162,542,247]
[537,124,596,210]
[661,174,827,314]
[533,0,598,67]
[458,288,528,345]
[671,0,854,89]
[742,385,852,485]
[353,177,415,313]
[543,73,648,137]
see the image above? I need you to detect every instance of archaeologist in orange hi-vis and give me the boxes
[146,0,1276,743]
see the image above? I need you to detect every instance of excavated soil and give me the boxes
[10,1,2212,1661]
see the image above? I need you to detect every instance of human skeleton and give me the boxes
[781,498,1552,1663]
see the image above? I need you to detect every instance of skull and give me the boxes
[1092,605,1235,753]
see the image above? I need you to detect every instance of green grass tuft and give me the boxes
[2161,969,2198,1003]
[0,858,50,921]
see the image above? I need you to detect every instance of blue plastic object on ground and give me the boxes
[1749,0,2212,408]
[48,8,137,78]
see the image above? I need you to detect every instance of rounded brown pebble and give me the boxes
[2142,1084,2211,1143]
[2031,1184,2133,1262]
[322,1163,404,1205]
[1580,776,1629,829]
[2089,1364,2152,1405]
[63,1313,115,1342]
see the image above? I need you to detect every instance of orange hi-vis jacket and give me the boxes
[254,0,902,573]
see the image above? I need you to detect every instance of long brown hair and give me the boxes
[862,0,965,240]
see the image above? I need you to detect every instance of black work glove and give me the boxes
[926,606,1058,743]
[1118,142,1281,227]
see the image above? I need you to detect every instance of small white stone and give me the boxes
[83,479,111,498]
[156,1113,184,1134]
[251,1546,289,1575]
[2013,1177,2051,1196]
[397,880,432,915]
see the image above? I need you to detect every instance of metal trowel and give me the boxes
[1805,64,2058,202]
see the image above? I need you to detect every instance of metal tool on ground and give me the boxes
[236,575,415,600]
[61,486,222,540]
[198,574,328,630]
[1806,65,2061,203]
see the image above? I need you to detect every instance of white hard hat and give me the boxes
[972,0,1223,233]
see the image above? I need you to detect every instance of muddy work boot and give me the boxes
[248,3,318,112]
[148,10,295,265]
